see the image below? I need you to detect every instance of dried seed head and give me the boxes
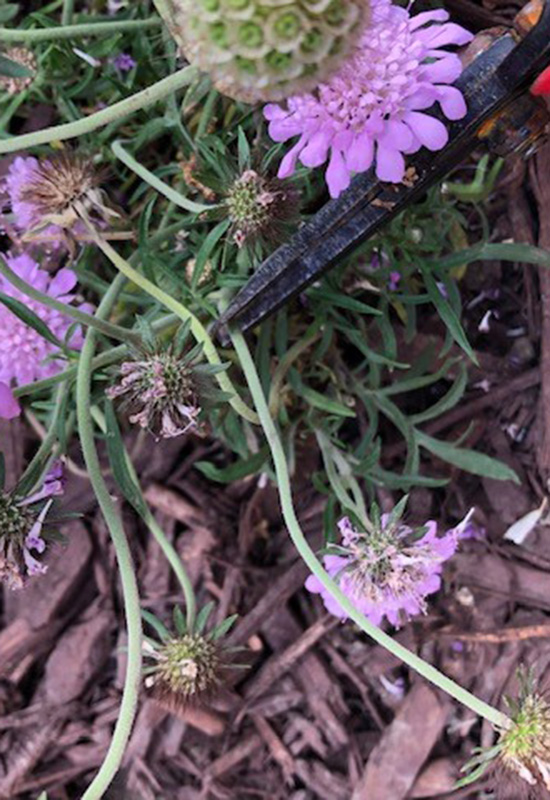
[107,351,201,440]
[18,152,98,225]
[163,0,370,102]
[0,48,37,95]
[226,169,299,248]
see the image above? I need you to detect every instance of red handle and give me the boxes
[531,64,550,95]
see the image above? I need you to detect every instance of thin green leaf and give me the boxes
[191,220,230,291]
[411,364,468,425]
[141,609,172,643]
[104,401,148,516]
[417,431,520,483]
[195,446,269,483]
[0,291,63,349]
[0,53,33,79]
[420,268,477,363]
[194,601,215,635]
[209,614,238,640]
[173,605,187,636]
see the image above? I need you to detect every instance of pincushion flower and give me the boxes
[0,252,90,387]
[306,510,465,627]
[265,0,473,197]
[0,462,64,589]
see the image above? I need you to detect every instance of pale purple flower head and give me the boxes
[0,382,20,419]
[0,252,90,387]
[0,462,64,589]
[112,53,136,72]
[265,0,473,197]
[306,511,464,627]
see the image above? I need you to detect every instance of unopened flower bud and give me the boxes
[225,169,299,248]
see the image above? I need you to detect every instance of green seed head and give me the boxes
[0,495,30,544]
[162,0,370,102]
[152,634,221,700]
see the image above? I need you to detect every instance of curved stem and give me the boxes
[0,18,162,42]
[0,254,137,344]
[112,140,215,215]
[91,406,197,631]
[231,328,509,730]
[0,65,198,153]
[78,276,142,800]
[86,226,260,425]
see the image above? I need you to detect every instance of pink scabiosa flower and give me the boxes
[0,252,90,387]
[0,462,64,589]
[265,0,473,197]
[306,506,464,627]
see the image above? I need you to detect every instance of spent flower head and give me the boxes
[265,0,472,197]
[0,47,37,95]
[459,668,550,799]
[0,252,91,387]
[3,152,117,249]
[163,0,370,103]
[306,499,469,627]
[143,602,238,712]
[0,462,64,590]
[107,319,229,440]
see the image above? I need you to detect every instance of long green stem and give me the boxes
[0,18,161,42]
[231,328,509,730]
[78,276,142,800]
[61,0,75,25]
[0,255,136,344]
[112,140,215,215]
[0,66,198,153]
[91,406,197,631]
[86,227,260,425]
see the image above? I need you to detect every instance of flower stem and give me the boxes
[61,0,75,25]
[91,405,197,631]
[0,17,162,43]
[0,65,198,153]
[231,328,509,730]
[77,275,142,800]
[86,226,260,425]
[112,140,215,215]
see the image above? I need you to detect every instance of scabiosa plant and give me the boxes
[305,500,463,627]
[265,0,473,197]
[226,168,300,248]
[106,319,228,440]
[0,47,37,95]
[0,462,64,590]
[157,0,370,102]
[0,252,90,387]
[459,668,550,799]
[3,152,116,249]
[142,603,237,712]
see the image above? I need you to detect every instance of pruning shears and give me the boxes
[217,0,550,340]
